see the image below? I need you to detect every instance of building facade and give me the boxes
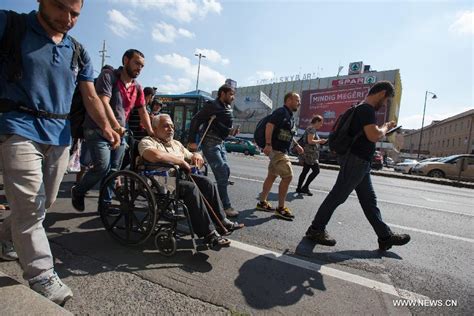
[402,109,474,157]
[232,63,402,137]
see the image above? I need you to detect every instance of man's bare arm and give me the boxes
[78,81,120,147]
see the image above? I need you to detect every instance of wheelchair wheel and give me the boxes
[154,231,177,256]
[99,170,157,245]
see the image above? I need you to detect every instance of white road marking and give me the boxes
[230,175,474,218]
[386,223,474,243]
[230,240,429,301]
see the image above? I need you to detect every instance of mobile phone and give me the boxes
[386,125,402,135]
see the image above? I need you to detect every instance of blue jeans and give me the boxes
[75,129,126,201]
[201,141,231,209]
[311,152,392,239]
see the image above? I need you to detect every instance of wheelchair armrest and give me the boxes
[143,161,177,171]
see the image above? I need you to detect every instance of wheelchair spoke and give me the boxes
[109,212,124,229]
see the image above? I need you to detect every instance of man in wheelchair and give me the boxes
[138,114,244,248]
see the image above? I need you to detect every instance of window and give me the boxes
[447,139,450,147]
[459,138,461,146]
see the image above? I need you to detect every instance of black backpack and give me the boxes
[327,105,363,155]
[254,114,272,149]
[0,10,85,130]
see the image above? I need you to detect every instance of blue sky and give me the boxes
[2,0,473,129]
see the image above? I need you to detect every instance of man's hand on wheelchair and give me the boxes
[178,159,192,174]
[191,153,205,169]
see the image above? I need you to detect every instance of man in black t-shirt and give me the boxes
[255,92,303,221]
[305,81,411,251]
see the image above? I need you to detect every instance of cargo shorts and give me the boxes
[268,150,293,178]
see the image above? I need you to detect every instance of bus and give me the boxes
[154,91,214,144]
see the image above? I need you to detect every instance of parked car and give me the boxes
[394,157,440,174]
[384,157,395,168]
[411,154,474,181]
[394,159,419,174]
[224,137,260,156]
[371,151,383,170]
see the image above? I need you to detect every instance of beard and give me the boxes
[39,3,71,34]
[125,64,139,79]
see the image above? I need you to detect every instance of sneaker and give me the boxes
[274,206,294,221]
[296,187,304,194]
[71,185,85,212]
[378,233,411,251]
[305,227,337,246]
[256,200,274,212]
[29,272,73,306]
[0,240,18,261]
[224,207,238,218]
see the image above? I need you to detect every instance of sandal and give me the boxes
[205,232,231,249]
[226,221,244,231]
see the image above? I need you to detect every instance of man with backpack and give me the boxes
[188,84,240,218]
[305,81,411,251]
[71,49,153,211]
[256,92,303,221]
[0,1,120,305]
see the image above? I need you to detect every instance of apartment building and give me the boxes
[402,109,474,157]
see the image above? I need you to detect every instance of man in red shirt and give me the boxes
[71,49,153,211]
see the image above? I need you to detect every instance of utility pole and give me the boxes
[99,40,110,69]
[195,53,206,92]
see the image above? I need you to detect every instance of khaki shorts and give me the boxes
[268,150,293,178]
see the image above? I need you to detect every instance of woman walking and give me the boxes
[296,115,327,196]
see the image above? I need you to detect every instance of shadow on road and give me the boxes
[234,238,403,310]
[44,211,214,279]
[235,252,325,310]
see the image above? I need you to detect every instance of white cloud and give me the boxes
[155,53,192,69]
[108,0,222,23]
[158,76,193,94]
[449,10,474,35]
[107,9,138,38]
[152,22,195,43]
[155,52,226,92]
[194,48,229,65]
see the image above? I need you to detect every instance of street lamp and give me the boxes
[417,90,437,159]
[194,53,206,92]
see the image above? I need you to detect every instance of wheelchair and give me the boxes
[97,133,205,256]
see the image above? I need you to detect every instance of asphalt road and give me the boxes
[0,153,472,315]
[226,154,473,315]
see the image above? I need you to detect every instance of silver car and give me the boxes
[411,154,474,181]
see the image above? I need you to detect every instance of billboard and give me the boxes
[299,85,389,133]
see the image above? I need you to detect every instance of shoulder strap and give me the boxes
[68,36,84,74]
[0,11,28,82]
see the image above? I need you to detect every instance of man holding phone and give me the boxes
[305,81,411,251]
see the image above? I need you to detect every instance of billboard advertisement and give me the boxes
[299,84,389,133]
